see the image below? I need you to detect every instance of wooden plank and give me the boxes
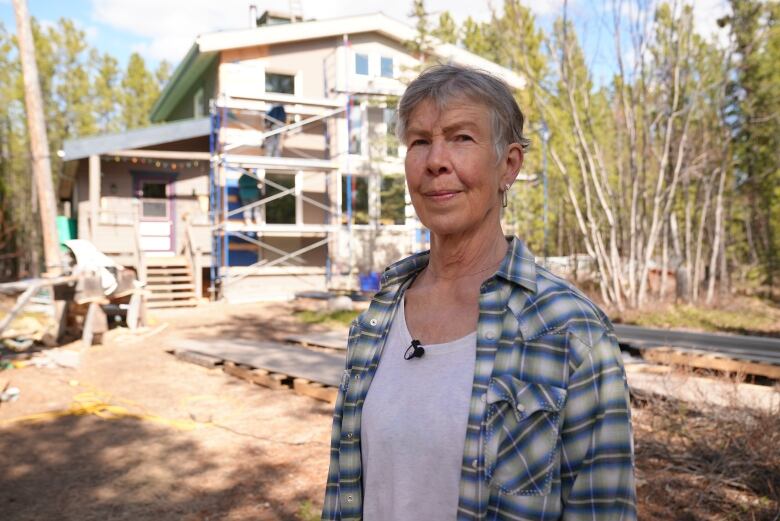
[147,300,198,309]
[82,301,97,347]
[285,331,348,350]
[174,349,222,368]
[168,338,344,387]
[642,347,780,380]
[293,378,337,403]
[0,284,38,335]
[147,291,197,300]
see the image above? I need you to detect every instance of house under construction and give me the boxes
[60,10,524,305]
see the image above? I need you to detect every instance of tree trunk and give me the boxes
[706,165,728,303]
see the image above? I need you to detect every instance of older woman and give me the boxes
[323,65,636,521]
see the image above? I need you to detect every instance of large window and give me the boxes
[265,72,295,94]
[265,173,295,224]
[380,56,393,78]
[355,53,369,75]
[380,176,405,225]
[342,176,369,225]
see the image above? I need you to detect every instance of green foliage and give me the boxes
[121,53,158,129]
[406,0,434,63]
[380,175,406,225]
[296,499,320,521]
[433,12,457,45]
[723,0,780,289]
[617,298,780,336]
[0,16,165,277]
[295,309,360,328]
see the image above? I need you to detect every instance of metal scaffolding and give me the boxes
[208,93,346,299]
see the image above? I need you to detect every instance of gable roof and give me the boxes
[62,117,211,161]
[151,12,525,123]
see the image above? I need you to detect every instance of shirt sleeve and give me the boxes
[560,330,637,521]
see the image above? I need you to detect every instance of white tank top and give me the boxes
[361,297,477,521]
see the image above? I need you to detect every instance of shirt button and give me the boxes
[516,403,525,413]
[480,394,487,402]
[369,318,378,326]
[472,459,478,468]
[486,332,495,340]
[346,495,353,502]
[346,432,353,439]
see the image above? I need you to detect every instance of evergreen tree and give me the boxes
[433,12,457,44]
[155,59,172,90]
[91,50,121,133]
[121,52,158,129]
[723,0,780,292]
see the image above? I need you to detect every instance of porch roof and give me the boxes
[62,117,211,162]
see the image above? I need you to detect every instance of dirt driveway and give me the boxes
[1,300,777,520]
[0,301,338,521]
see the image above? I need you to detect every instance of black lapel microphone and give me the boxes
[404,339,425,360]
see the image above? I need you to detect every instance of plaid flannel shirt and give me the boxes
[322,237,637,521]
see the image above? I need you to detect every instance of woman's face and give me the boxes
[403,97,522,239]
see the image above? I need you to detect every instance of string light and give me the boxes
[97,155,208,173]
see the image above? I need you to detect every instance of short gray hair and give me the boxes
[395,64,531,160]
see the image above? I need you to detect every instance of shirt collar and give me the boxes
[380,235,537,293]
[495,236,537,293]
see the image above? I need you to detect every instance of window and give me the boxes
[380,176,405,225]
[355,53,369,75]
[265,72,295,94]
[265,173,296,224]
[342,176,369,225]
[384,108,398,157]
[348,102,363,155]
[141,181,167,218]
[380,56,393,78]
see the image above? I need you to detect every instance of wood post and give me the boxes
[12,0,61,276]
[89,154,100,242]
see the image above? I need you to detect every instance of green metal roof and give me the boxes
[150,44,218,123]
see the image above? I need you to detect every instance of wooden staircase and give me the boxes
[145,256,199,309]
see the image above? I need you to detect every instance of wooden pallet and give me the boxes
[174,349,222,368]
[222,361,337,403]
[284,332,347,350]
[641,346,780,380]
[223,361,288,390]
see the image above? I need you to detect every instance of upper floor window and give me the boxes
[265,72,294,94]
[355,53,369,75]
[380,56,393,78]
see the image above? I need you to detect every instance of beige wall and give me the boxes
[73,157,211,266]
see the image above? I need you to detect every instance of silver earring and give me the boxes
[502,184,511,208]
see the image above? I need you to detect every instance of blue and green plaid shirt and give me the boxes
[323,237,636,520]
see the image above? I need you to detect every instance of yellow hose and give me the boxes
[0,388,212,431]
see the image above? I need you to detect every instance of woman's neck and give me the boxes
[425,226,508,283]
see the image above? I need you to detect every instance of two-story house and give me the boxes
[60,10,524,305]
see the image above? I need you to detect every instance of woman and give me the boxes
[323,65,636,521]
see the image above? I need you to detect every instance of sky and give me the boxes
[0,0,731,81]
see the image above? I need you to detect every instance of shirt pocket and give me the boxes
[483,373,567,496]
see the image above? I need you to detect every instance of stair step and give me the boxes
[147,268,191,275]
[147,284,195,291]
[147,299,199,309]
[146,275,192,282]
[147,291,197,300]
[146,256,188,267]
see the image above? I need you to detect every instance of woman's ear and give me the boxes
[502,143,524,187]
